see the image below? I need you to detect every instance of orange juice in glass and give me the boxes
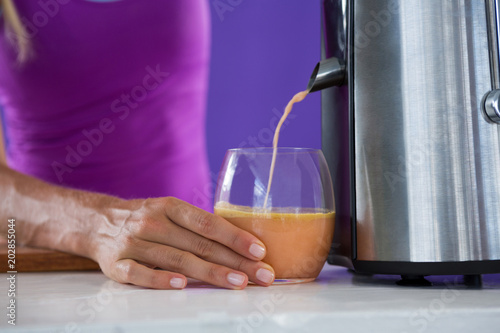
[214,148,335,284]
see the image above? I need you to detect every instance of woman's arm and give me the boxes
[0,164,275,289]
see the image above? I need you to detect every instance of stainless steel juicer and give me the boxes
[308,0,500,283]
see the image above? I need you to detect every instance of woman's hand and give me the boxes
[0,165,274,290]
[91,196,275,289]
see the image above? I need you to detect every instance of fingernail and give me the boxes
[249,243,266,259]
[227,272,246,286]
[170,277,185,289]
[256,268,274,284]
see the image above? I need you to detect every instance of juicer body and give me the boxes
[321,0,500,275]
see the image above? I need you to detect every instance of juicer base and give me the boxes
[396,275,432,287]
[350,259,500,276]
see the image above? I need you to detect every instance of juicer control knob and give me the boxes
[483,89,500,124]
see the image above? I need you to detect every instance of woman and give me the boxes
[0,0,275,289]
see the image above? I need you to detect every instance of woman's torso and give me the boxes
[0,0,211,210]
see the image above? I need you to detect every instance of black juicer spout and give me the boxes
[307,57,346,92]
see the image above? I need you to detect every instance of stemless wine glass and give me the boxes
[214,147,335,284]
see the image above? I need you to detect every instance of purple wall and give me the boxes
[206,1,322,180]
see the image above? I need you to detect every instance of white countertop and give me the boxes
[1,264,500,333]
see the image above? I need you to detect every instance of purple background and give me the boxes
[206,1,322,180]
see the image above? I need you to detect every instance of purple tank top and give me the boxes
[0,0,211,211]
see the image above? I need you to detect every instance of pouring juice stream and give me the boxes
[263,89,310,209]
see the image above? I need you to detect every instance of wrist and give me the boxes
[82,194,129,262]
